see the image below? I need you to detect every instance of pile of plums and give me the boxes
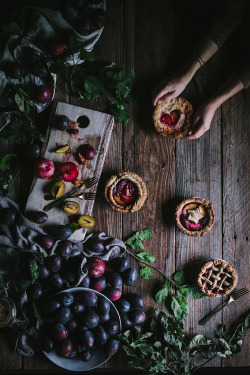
[40,290,119,362]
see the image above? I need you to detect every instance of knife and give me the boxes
[43,183,84,212]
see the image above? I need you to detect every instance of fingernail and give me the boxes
[188,130,192,135]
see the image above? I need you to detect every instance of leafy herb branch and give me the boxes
[120,309,250,375]
[124,229,204,320]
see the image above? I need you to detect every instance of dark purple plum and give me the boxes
[35,85,52,103]
[39,264,50,279]
[121,313,133,330]
[46,299,61,313]
[57,115,69,131]
[82,310,100,329]
[104,287,121,302]
[97,297,110,315]
[105,339,119,357]
[26,144,41,160]
[60,292,74,307]
[116,299,130,314]
[81,348,93,362]
[28,283,43,300]
[114,257,129,273]
[66,317,78,331]
[79,275,90,287]
[56,240,73,258]
[80,291,98,307]
[31,211,48,224]
[52,323,68,341]
[31,60,49,79]
[129,310,145,324]
[122,268,137,286]
[37,235,54,250]
[99,313,110,324]
[79,329,94,348]
[0,207,17,225]
[90,275,106,292]
[128,293,144,310]
[40,336,54,353]
[47,255,62,272]
[107,272,122,288]
[47,225,73,240]
[93,325,108,346]
[87,238,105,253]
[72,302,85,314]
[59,338,73,357]
[49,273,64,290]
[103,320,120,336]
[61,269,75,283]
[57,307,71,324]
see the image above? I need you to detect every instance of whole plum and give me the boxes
[61,269,75,283]
[79,329,94,348]
[39,264,50,279]
[90,275,106,292]
[99,313,110,324]
[40,336,54,353]
[37,235,54,250]
[56,240,73,258]
[60,292,74,307]
[35,85,52,103]
[46,299,61,313]
[105,339,119,357]
[57,307,71,324]
[93,325,109,346]
[128,293,144,310]
[114,257,129,273]
[87,257,105,278]
[57,115,69,131]
[26,144,41,160]
[97,297,110,315]
[129,310,145,324]
[121,313,133,330]
[48,273,64,290]
[47,255,62,272]
[81,348,93,362]
[52,323,68,341]
[107,272,122,289]
[59,339,73,358]
[103,320,120,336]
[47,225,72,240]
[122,268,137,286]
[72,302,85,314]
[116,299,130,314]
[28,283,43,300]
[79,275,90,288]
[87,238,104,253]
[0,207,17,226]
[104,287,121,302]
[82,310,100,329]
[30,211,48,224]
[66,317,78,331]
[80,291,98,307]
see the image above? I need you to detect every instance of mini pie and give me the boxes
[197,259,238,297]
[153,97,193,138]
[104,171,147,213]
[175,198,214,237]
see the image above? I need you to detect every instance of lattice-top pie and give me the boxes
[197,259,238,297]
[175,198,214,237]
[104,171,147,213]
[153,97,193,138]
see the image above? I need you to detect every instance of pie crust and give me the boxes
[153,97,193,138]
[104,171,147,213]
[175,198,214,237]
[197,259,238,297]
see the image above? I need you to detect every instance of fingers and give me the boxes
[185,119,209,139]
[152,89,177,106]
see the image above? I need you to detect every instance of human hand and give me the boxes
[152,74,190,106]
[185,102,217,139]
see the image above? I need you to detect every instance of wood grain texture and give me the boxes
[25,102,114,242]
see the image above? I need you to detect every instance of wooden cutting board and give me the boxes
[25,101,114,241]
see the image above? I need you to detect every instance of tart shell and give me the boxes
[153,97,193,138]
[104,171,147,213]
[175,198,215,237]
[197,259,238,297]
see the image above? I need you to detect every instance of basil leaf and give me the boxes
[79,49,95,61]
[108,99,129,125]
[171,295,189,320]
[173,270,186,283]
[136,252,155,264]
[189,335,212,350]
[177,284,205,299]
[155,287,169,303]
[0,154,16,171]
[129,239,144,251]
[30,262,39,282]
[84,75,106,95]
[123,345,138,358]
[15,93,25,112]
[140,267,152,279]
[134,229,153,241]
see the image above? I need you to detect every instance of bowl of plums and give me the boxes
[38,287,121,371]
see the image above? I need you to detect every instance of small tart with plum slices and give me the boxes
[104,171,147,213]
[175,198,214,237]
[153,97,193,138]
[197,259,238,297]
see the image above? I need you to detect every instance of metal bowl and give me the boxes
[40,287,121,371]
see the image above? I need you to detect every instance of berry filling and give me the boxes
[160,110,180,128]
[113,179,138,206]
[180,202,208,231]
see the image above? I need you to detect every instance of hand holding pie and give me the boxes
[104,171,147,213]
[153,97,193,138]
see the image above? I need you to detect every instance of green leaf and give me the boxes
[25,327,39,339]
[30,262,39,282]
[117,70,133,81]
[136,342,153,355]
[33,301,44,324]
[69,38,85,53]
[189,335,212,350]
[155,286,169,303]
[171,295,189,320]
[79,49,95,61]
[84,75,106,96]
[15,93,25,112]
[129,239,144,251]
[219,338,231,351]
[136,252,155,264]
[108,99,129,125]
[245,314,250,329]
[68,223,78,233]
[140,267,152,279]
[123,345,138,358]
[0,154,16,172]
[177,284,205,299]
[173,270,185,283]
[134,229,154,241]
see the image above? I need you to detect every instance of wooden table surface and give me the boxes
[0,0,249,372]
